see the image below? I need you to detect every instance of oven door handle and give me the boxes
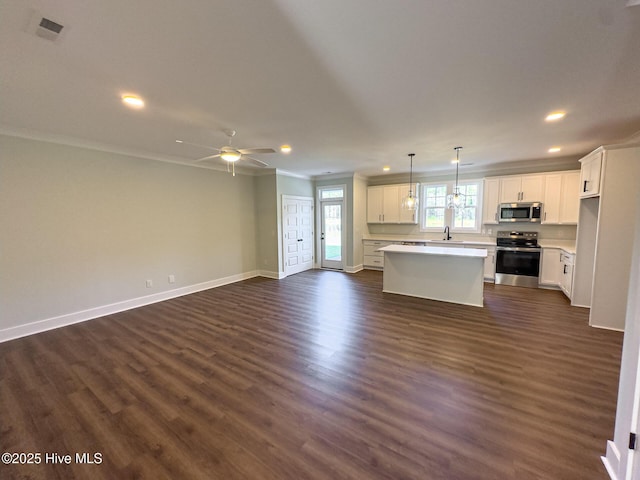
[496,247,541,253]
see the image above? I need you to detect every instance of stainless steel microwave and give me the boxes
[498,202,542,223]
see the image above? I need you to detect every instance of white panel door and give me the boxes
[283,196,314,276]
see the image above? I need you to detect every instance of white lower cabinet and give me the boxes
[363,240,393,269]
[539,247,574,299]
[363,240,495,280]
[560,252,574,299]
[539,248,562,286]
[464,245,495,281]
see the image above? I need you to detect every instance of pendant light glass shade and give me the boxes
[402,153,419,211]
[447,147,466,209]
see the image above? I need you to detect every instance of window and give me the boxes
[452,183,479,230]
[421,180,482,232]
[423,184,447,229]
[320,188,344,200]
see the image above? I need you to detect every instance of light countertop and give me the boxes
[379,244,488,258]
[537,240,576,254]
[363,236,494,247]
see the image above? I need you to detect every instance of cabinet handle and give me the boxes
[563,265,568,274]
[583,180,588,193]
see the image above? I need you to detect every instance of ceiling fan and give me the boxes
[176,130,275,176]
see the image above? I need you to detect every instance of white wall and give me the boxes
[0,135,258,338]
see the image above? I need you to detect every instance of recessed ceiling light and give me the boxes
[280,144,292,153]
[122,94,144,108]
[383,166,390,171]
[545,111,566,122]
[548,146,562,153]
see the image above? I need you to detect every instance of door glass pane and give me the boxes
[324,204,342,261]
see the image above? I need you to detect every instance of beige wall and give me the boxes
[0,135,258,331]
[254,173,279,274]
[352,175,368,269]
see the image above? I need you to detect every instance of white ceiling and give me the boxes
[1,0,639,178]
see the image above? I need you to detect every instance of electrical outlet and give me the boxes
[145,279,153,288]
[168,274,175,284]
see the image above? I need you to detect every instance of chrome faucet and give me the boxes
[444,226,452,241]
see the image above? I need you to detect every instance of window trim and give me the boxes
[419,179,483,233]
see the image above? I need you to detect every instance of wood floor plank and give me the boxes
[0,270,622,479]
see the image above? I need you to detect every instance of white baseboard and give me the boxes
[590,324,625,332]
[345,264,363,274]
[602,440,621,480]
[0,270,261,343]
[258,270,286,279]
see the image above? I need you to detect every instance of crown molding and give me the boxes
[274,168,312,180]
[0,124,268,176]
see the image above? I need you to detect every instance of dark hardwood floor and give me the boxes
[0,269,623,479]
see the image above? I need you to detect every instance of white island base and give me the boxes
[378,245,487,307]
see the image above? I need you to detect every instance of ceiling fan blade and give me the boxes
[237,147,276,155]
[194,153,221,162]
[244,156,269,167]
[176,140,221,152]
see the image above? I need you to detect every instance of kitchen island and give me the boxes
[378,244,487,307]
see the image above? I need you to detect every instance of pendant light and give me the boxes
[402,153,418,211]
[447,146,466,209]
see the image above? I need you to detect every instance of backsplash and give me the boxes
[366,223,576,242]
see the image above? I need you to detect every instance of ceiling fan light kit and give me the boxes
[176,129,276,176]
[220,150,242,162]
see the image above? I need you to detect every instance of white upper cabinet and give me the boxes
[382,185,401,223]
[499,177,523,203]
[499,175,544,203]
[579,150,603,198]
[542,171,579,224]
[484,171,579,225]
[367,186,385,223]
[367,183,418,224]
[482,178,501,224]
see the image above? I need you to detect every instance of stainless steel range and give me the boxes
[495,231,541,288]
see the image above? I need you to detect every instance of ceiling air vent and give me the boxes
[36,17,64,41]
[27,11,67,42]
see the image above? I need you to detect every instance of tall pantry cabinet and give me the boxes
[573,144,640,330]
